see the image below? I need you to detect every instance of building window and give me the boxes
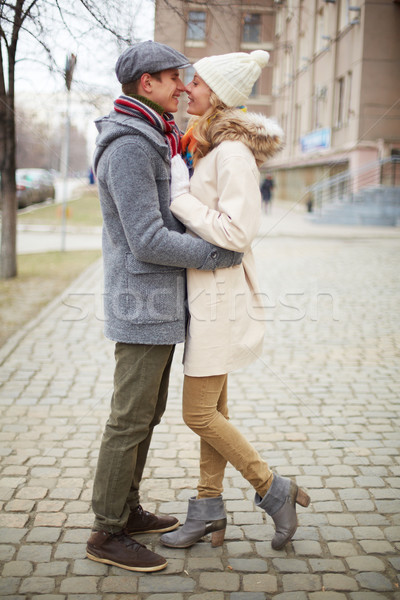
[272,59,281,96]
[315,7,325,53]
[346,71,353,122]
[284,48,292,85]
[336,77,345,128]
[275,8,283,38]
[280,113,288,139]
[183,66,195,86]
[294,103,302,145]
[286,0,294,21]
[249,80,259,98]
[187,11,206,41]
[242,13,261,43]
[313,88,320,130]
[339,0,348,30]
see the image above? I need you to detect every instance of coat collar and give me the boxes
[93,110,170,173]
[207,109,284,166]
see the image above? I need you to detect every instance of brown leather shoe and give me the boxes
[126,504,180,535]
[86,529,167,572]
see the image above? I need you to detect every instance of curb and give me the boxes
[17,224,102,235]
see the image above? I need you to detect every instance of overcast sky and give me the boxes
[14,0,155,100]
[11,0,155,164]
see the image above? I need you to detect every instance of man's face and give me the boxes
[150,68,185,113]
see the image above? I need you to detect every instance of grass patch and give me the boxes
[0,249,102,348]
[18,189,103,228]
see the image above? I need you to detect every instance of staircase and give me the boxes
[307,157,400,226]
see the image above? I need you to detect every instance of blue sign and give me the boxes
[300,128,331,153]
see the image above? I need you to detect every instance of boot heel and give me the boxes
[296,488,310,507]
[211,528,225,547]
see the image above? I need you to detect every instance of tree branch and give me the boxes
[77,0,132,44]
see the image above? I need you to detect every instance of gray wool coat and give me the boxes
[93,109,240,345]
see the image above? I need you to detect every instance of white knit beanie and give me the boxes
[193,50,270,107]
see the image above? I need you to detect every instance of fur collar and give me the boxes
[208,109,284,166]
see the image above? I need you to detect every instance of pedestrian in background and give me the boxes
[86,41,242,573]
[260,174,274,212]
[160,50,310,552]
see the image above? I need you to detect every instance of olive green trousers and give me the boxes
[91,342,175,533]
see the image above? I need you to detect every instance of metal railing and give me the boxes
[306,157,400,213]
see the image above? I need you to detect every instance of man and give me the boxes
[86,41,241,573]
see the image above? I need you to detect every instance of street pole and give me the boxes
[61,53,77,252]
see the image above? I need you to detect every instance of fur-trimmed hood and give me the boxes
[207,109,284,166]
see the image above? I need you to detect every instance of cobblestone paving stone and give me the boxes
[1,207,399,599]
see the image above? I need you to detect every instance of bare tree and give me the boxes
[0,0,23,278]
[0,0,143,278]
[16,105,88,173]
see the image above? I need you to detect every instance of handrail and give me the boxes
[306,157,400,211]
[307,157,400,193]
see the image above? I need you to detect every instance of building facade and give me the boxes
[155,0,400,204]
[154,0,277,129]
[270,0,400,202]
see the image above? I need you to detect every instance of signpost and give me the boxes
[61,53,77,252]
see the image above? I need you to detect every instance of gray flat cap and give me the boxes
[115,40,191,84]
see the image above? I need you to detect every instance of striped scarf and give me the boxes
[114,95,181,157]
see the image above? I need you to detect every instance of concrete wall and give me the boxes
[359,0,400,144]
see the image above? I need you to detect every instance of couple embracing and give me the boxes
[86,40,309,572]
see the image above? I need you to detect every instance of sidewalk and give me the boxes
[16,224,102,254]
[16,181,102,255]
[15,199,400,255]
[0,208,399,599]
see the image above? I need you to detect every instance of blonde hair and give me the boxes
[190,91,228,166]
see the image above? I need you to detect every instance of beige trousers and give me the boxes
[183,374,273,499]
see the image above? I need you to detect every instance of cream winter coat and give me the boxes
[170,110,284,376]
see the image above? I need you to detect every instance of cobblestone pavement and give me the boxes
[1,205,400,600]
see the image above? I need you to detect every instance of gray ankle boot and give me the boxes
[160,496,226,549]
[255,474,310,550]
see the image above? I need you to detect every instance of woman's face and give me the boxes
[186,74,212,116]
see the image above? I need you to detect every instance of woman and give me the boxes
[160,50,310,551]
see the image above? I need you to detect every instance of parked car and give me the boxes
[16,168,56,208]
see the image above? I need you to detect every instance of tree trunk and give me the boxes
[0,45,17,279]
[0,148,17,279]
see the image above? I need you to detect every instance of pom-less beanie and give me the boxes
[193,50,270,107]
